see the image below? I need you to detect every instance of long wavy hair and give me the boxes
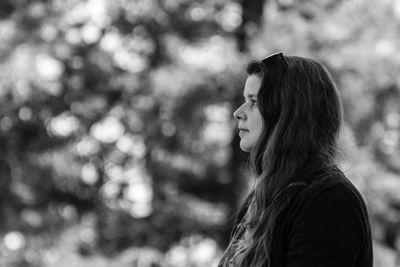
[232,55,343,266]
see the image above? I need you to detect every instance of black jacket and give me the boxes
[218,171,373,267]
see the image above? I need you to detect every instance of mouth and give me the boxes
[238,129,249,136]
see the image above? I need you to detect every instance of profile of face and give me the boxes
[233,74,263,152]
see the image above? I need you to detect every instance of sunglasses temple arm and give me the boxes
[280,54,289,70]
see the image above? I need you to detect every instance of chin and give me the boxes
[239,142,253,152]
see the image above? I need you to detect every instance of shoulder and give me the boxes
[288,173,370,242]
[299,173,367,212]
[283,173,373,267]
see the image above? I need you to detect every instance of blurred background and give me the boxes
[0,0,399,266]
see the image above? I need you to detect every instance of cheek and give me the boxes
[249,114,263,141]
[254,124,263,141]
[255,113,263,134]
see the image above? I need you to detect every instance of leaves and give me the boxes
[0,0,399,266]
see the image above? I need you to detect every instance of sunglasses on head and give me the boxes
[261,52,289,72]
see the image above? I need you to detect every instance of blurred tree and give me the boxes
[236,0,266,51]
[0,0,248,266]
[0,0,400,266]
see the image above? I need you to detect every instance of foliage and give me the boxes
[0,0,399,266]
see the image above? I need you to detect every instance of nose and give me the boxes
[233,104,245,121]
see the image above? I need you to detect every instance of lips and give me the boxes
[238,128,249,136]
[238,130,248,137]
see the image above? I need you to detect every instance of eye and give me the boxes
[242,98,257,108]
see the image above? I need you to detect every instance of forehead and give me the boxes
[243,75,262,97]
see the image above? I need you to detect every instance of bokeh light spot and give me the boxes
[91,116,125,143]
[4,231,26,251]
[35,54,65,80]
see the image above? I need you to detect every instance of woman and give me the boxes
[218,53,373,266]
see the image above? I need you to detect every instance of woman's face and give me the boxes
[233,74,263,152]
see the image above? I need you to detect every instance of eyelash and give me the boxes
[243,100,257,108]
